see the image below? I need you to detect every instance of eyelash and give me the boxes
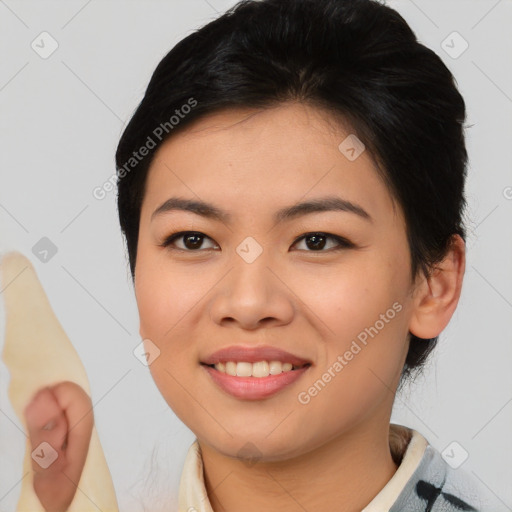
[159,231,355,253]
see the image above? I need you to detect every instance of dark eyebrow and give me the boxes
[274,196,372,223]
[151,197,231,223]
[151,196,372,224]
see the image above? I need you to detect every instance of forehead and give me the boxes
[162,102,357,153]
[142,102,397,224]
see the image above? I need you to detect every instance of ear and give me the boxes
[409,234,465,339]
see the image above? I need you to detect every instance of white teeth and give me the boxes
[269,361,282,375]
[225,361,237,376]
[213,360,298,377]
[236,362,252,377]
[252,361,269,378]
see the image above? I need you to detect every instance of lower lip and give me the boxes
[202,364,311,400]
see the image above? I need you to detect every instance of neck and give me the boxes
[199,417,399,512]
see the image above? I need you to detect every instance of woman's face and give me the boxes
[135,102,416,461]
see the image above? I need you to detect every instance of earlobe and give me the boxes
[409,235,466,340]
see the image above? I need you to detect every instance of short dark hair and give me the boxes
[115,0,468,385]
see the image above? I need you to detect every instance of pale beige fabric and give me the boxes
[1,252,119,512]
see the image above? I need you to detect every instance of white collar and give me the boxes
[178,423,428,512]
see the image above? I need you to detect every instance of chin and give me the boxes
[198,429,313,464]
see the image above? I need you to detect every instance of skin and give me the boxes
[24,101,465,511]
[134,101,465,511]
[23,381,94,512]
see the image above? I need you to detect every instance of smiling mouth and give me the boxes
[202,361,311,378]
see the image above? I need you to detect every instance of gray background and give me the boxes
[0,0,511,510]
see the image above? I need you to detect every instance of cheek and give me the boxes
[134,254,206,414]
[294,256,408,345]
[135,261,172,341]
[292,252,411,410]
[134,246,203,342]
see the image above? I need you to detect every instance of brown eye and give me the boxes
[161,231,218,251]
[160,231,353,253]
[292,232,354,252]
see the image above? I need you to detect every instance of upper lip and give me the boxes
[201,345,311,366]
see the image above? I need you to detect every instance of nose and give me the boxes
[208,252,295,330]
